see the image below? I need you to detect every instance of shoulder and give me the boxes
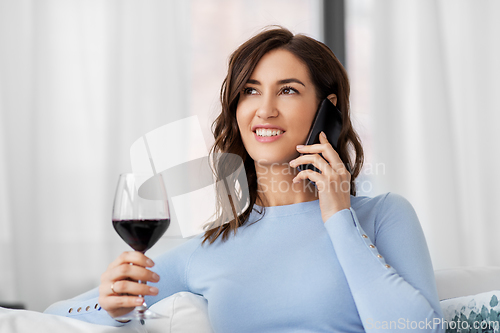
[352,192,416,216]
[378,192,418,222]
[351,192,420,234]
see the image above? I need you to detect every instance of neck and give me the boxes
[254,161,318,207]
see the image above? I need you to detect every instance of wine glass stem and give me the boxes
[137,280,148,311]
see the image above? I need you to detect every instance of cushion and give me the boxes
[0,292,212,333]
[0,306,146,333]
[146,292,214,333]
[440,290,500,332]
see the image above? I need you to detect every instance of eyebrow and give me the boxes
[246,78,306,87]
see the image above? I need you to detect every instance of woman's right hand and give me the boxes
[98,251,160,319]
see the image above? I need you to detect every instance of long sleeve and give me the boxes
[144,236,202,307]
[43,236,201,326]
[324,192,445,332]
[43,288,122,326]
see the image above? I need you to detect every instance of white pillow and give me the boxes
[0,307,146,333]
[440,290,500,332]
[146,292,214,333]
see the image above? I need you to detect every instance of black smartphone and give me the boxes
[298,98,343,172]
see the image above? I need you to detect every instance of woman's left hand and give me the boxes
[289,131,351,222]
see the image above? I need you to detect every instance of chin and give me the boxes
[250,150,299,168]
[242,134,303,168]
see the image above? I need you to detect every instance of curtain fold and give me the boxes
[370,0,500,270]
[0,84,17,304]
[0,0,191,311]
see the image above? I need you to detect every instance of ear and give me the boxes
[326,93,337,106]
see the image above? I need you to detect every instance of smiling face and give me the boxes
[236,48,320,167]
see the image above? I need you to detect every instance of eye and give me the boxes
[242,87,258,95]
[280,86,298,95]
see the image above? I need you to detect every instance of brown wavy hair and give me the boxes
[202,26,364,245]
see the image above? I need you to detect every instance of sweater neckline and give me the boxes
[252,199,320,218]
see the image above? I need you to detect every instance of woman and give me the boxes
[45,26,445,332]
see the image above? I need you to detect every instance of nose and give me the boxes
[255,95,278,119]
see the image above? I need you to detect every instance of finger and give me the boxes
[318,132,348,173]
[106,263,160,284]
[296,133,346,173]
[99,295,144,312]
[289,153,331,175]
[292,169,325,189]
[108,251,155,270]
[293,169,350,193]
[101,279,159,297]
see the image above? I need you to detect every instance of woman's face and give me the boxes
[236,49,319,167]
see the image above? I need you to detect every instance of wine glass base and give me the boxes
[115,308,166,321]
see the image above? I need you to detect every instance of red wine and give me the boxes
[112,219,170,253]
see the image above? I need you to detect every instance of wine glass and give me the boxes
[111,173,170,321]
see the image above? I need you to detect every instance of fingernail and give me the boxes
[152,273,160,281]
[146,259,154,267]
[150,287,159,294]
[289,159,295,166]
[296,145,304,149]
[321,131,327,139]
[136,298,144,304]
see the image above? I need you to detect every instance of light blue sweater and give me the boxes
[45,192,445,332]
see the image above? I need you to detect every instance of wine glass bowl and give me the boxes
[112,173,170,321]
[112,218,170,254]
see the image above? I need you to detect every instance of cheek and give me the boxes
[236,104,252,134]
[291,108,317,140]
[235,109,244,135]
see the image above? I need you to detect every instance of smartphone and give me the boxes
[298,98,343,172]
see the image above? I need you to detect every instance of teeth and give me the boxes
[255,128,284,137]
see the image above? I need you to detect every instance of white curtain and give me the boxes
[0,0,190,311]
[369,0,500,270]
